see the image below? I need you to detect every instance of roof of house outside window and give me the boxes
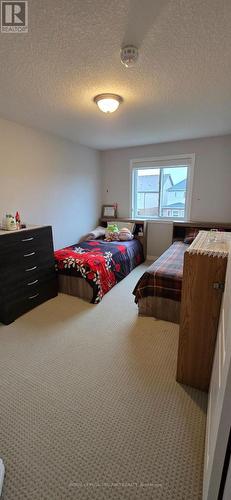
[137,174,173,192]
[167,179,187,191]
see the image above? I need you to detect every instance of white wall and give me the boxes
[101,135,231,256]
[1,119,230,258]
[0,117,101,249]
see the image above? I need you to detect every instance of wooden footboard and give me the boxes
[138,296,181,324]
[58,275,93,302]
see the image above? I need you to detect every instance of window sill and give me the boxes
[133,218,189,224]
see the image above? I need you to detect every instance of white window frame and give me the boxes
[130,153,195,221]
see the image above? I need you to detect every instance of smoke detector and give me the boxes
[120,45,138,68]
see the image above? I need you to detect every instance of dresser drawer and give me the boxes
[0,278,58,325]
[0,255,56,288]
[0,247,55,275]
[0,226,52,249]
[0,265,57,299]
[0,227,54,269]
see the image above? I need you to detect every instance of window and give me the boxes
[131,154,194,220]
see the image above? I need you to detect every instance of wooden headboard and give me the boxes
[100,217,147,258]
[173,221,231,242]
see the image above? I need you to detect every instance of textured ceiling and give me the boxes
[0,0,231,150]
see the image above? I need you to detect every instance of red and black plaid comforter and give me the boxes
[133,241,188,303]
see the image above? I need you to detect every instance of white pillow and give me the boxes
[119,228,134,241]
[79,226,106,242]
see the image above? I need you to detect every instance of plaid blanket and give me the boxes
[133,241,188,303]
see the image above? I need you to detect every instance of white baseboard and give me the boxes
[146,255,158,262]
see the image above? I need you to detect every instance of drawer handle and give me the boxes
[24,252,36,257]
[22,237,34,242]
[213,282,225,291]
[25,266,37,272]
[27,279,39,286]
[28,293,39,300]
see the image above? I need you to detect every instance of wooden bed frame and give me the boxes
[137,220,231,323]
[172,220,231,241]
[58,274,93,301]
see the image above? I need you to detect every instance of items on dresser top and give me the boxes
[177,231,230,391]
[0,226,58,325]
[1,211,26,231]
[4,214,17,231]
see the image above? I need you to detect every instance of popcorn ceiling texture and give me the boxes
[0,264,207,499]
[0,0,230,149]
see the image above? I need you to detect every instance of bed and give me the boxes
[133,221,231,323]
[55,237,144,303]
[133,241,187,323]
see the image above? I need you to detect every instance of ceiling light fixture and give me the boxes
[94,93,123,113]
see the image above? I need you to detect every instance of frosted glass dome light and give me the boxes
[94,94,123,113]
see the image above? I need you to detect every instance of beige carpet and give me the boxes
[0,264,207,500]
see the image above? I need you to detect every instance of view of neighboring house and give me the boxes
[137,173,187,218]
[161,179,187,218]
[137,172,173,217]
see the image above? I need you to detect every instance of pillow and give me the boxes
[119,227,134,241]
[107,221,135,233]
[184,227,199,244]
[79,226,106,242]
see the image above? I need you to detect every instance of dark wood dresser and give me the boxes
[0,226,58,325]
